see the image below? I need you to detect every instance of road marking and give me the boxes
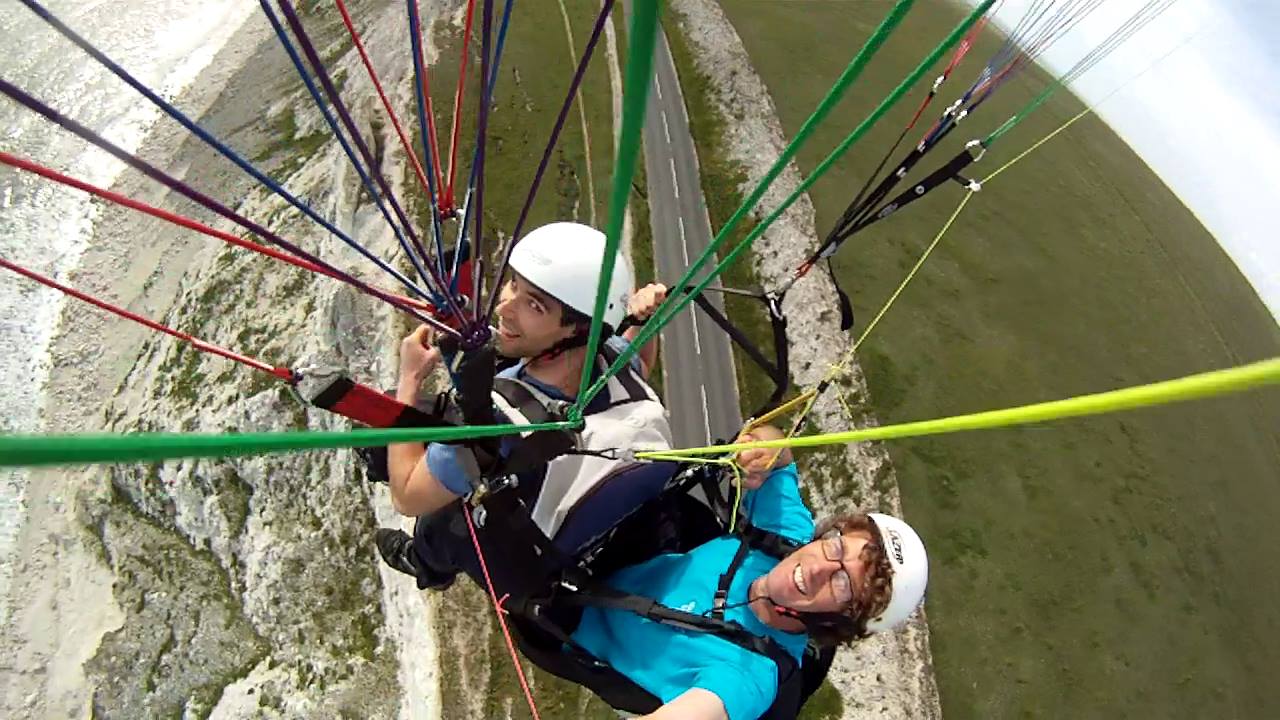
[654,78,663,101]
[678,220,690,265]
[669,157,679,200]
[699,385,712,444]
[690,306,702,353]
[661,111,672,144]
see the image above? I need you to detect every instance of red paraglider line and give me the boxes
[0,255,295,382]
[444,0,478,210]
[335,0,437,206]
[0,151,443,315]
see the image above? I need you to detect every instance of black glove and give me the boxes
[436,334,497,426]
[436,334,502,477]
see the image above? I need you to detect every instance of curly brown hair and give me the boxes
[806,513,895,646]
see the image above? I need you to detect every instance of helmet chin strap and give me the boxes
[759,589,856,636]
[530,323,615,364]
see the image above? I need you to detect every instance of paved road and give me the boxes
[636,16,743,447]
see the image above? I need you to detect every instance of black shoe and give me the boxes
[375,529,421,577]
[375,528,457,590]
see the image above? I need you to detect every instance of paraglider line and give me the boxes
[448,0,514,293]
[0,78,457,335]
[444,0,478,209]
[3,359,1274,468]
[643,358,1280,460]
[482,0,617,323]
[405,0,449,273]
[572,0,663,412]
[0,151,442,316]
[15,0,436,304]
[463,509,543,719]
[335,0,436,207]
[580,0,992,409]
[270,0,465,319]
[468,0,494,331]
[0,256,296,383]
[260,0,443,302]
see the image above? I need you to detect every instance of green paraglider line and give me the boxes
[641,358,1280,459]
[4,359,1276,468]
[577,0,999,409]
[571,0,662,419]
[0,420,575,468]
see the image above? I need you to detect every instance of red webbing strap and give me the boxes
[304,375,445,428]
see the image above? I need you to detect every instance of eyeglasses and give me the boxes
[820,530,855,605]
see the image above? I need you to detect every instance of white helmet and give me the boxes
[866,513,929,632]
[509,222,634,331]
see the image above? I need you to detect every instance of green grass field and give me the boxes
[708,1,1280,717]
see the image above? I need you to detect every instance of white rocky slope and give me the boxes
[0,1,449,717]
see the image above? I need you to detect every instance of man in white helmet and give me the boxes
[377,222,672,587]
[568,423,930,720]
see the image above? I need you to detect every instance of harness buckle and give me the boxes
[965,138,987,163]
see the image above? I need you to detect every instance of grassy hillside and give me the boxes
[714,0,1280,717]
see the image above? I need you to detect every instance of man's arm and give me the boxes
[638,689,728,720]
[387,326,465,517]
[625,283,667,380]
[734,424,793,490]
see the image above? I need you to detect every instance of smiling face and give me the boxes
[494,273,579,358]
[761,528,876,614]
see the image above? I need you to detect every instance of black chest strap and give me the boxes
[712,538,753,620]
[547,576,799,682]
[712,525,802,620]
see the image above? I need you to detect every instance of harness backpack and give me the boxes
[503,464,837,719]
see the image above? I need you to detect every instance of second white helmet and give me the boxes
[509,222,634,331]
[865,513,929,633]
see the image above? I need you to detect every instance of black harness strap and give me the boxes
[712,538,753,620]
[847,144,980,236]
[488,377,576,477]
[800,108,974,275]
[712,523,803,621]
[555,577,799,680]
[683,286,791,418]
[742,524,803,559]
[598,341,652,401]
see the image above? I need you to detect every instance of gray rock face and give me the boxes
[85,479,268,720]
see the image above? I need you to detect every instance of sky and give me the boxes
[967,0,1279,320]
